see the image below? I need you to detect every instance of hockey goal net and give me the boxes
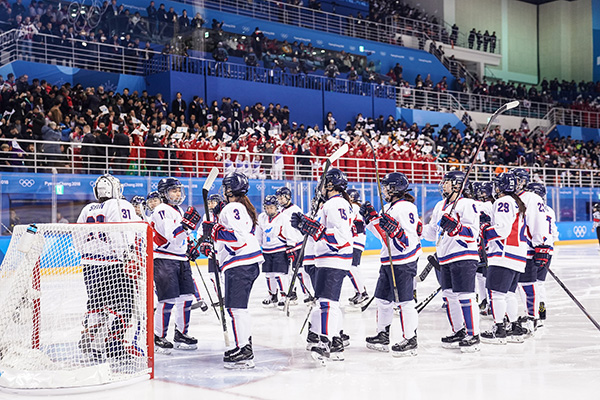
[0,222,154,391]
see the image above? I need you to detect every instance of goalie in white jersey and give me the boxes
[150,177,202,352]
[361,172,423,356]
[201,172,263,369]
[76,174,141,361]
[480,172,530,344]
[526,182,558,325]
[421,170,481,352]
[291,168,354,363]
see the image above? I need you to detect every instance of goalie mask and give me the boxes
[157,177,186,206]
[94,174,123,202]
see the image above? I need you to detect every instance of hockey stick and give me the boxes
[360,295,375,312]
[192,261,220,321]
[284,144,349,317]
[299,300,315,335]
[202,167,230,346]
[416,286,442,313]
[416,254,439,283]
[547,267,600,332]
[439,100,520,242]
[363,131,399,304]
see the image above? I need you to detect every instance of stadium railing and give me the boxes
[0,138,597,189]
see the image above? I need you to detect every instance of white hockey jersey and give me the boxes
[352,203,366,251]
[366,199,422,266]
[421,197,480,265]
[543,205,559,249]
[212,202,264,272]
[76,198,140,265]
[313,194,354,270]
[594,210,600,230]
[279,203,304,253]
[479,201,493,219]
[150,203,189,261]
[256,211,287,253]
[519,191,549,256]
[483,195,528,272]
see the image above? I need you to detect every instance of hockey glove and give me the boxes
[182,206,201,231]
[440,213,462,236]
[353,219,365,234]
[202,220,215,238]
[479,222,491,247]
[123,246,140,278]
[199,240,214,258]
[286,248,300,264]
[359,201,379,225]
[212,200,226,216]
[379,213,405,239]
[479,211,491,225]
[186,239,200,261]
[292,212,325,240]
[533,245,552,268]
[290,212,303,229]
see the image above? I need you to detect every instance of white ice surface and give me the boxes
[3,244,600,400]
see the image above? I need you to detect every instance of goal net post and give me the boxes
[0,222,154,391]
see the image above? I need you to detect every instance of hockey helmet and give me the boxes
[94,174,122,202]
[381,172,410,202]
[275,186,292,206]
[223,172,249,197]
[526,182,546,199]
[512,168,530,191]
[131,195,146,206]
[493,172,518,195]
[208,193,223,203]
[347,188,361,203]
[263,195,279,217]
[158,177,186,206]
[440,170,466,199]
[324,168,348,192]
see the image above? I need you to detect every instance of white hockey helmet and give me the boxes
[94,174,123,201]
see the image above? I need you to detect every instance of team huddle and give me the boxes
[78,164,557,369]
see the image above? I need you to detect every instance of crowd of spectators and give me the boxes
[1,74,599,187]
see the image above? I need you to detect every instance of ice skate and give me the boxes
[351,291,369,307]
[506,321,526,343]
[481,323,507,345]
[173,329,198,350]
[459,334,481,353]
[262,293,278,307]
[304,294,315,304]
[330,336,345,361]
[154,334,173,355]
[518,316,537,337]
[441,328,466,349]
[366,325,390,352]
[306,329,319,350]
[191,300,208,312]
[278,290,298,307]
[340,330,350,347]
[310,337,330,366]
[539,302,546,322]
[348,292,360,304]
[391,335,417,357]
[224,344,255,369]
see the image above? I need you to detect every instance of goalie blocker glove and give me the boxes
[291,212,325,241]
[182,206,201,231]
[533,245,551,268]
[440,213,463,237]
[359,201,379,225]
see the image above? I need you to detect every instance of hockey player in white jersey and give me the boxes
[201,172,263,369]
[345,188,369,307]
[276,186,310,303]
[593,203,600,249]
[198,193,225,305]
[77,174,141,360]
[291,168,353,363]
[146,191,161,212]
[513,168,550,333]
[131,196,147,220]
[421,170,481,352]
[480,172,529,344]
[472,181,494,315]
[256,195,289,307]
[361,172,423,356]
[526,182,558,325]
[150,177,201,352]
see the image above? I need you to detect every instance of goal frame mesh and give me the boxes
[0,222,154,392]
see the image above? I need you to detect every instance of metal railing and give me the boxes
[1,137,598,188]
[544,107,600,129]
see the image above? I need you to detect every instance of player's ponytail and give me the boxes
[508,193,527,217]
[402,191,416,204]
[340,190,352,206]
[238,195,258,227]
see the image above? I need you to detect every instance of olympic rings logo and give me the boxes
[19,179,35,187]
[573,225,587,238]
[256,183,266,190]
[151,183,158,190]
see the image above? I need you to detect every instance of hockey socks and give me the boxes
[154,302,174,338]
[175,300,192,335]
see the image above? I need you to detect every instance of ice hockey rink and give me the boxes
[3,243,600,400]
